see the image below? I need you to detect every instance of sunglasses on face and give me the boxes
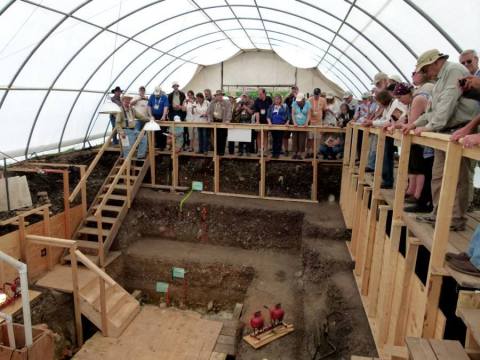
[461,59,473,65]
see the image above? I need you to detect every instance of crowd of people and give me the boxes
[350,48,480,277]
[109,83,350,161]
[108,47,480,276]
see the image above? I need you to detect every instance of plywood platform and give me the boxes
[73,306,223,360]
[242,323,294,349]
[35,264,96,293]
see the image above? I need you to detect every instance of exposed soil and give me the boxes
[110,191,376,360]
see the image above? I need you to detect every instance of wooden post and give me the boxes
[357,127,370,183]
[311,128,318,201]
[394,237,420,345]
[423,141,463,338]
[260,127,266,198]
[99,277,108,336]
[79,165,87,218]
[96,212,105,268]
[148,131,156,185]
[214,126,220,193]
[360,196,379,295]
[354,186,372,276]
[350,180,365,257]
[372,131,386,200]
[18,216,27,262]
[69,246,83,346]
[63,170,71,238]
[43,208,53,270]
[171,122,178,189]
[367,204,390,317]
[340,125,352,210]
[377,134,411,345]
[126,160,131,208]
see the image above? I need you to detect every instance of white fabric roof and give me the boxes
[0,0,479,158]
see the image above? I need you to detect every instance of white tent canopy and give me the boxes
[0,0,479,158]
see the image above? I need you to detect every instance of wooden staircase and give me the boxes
[67,156,150,265]
[77,252,140,338]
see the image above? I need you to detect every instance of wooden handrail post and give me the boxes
[79,165,87,218]
[126,160,131,208]
[69,246,83,346]
[260,127,266,198]
[96,212,105,268]
[312,128,318,201]
[99,277,108,337]
[43,208,53,270]
[148,131,156,185]
[214,125,219,193]
[69,130,116,203]
[171,122,178,189]
[63,170,71,238]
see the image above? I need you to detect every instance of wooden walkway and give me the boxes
[73,306,223,360]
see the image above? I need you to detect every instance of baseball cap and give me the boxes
[154,86,162,95]
[295,93,305,102]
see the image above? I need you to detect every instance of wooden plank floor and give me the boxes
[35,264,96,293]
[73,306,223,360]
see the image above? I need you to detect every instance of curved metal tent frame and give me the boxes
[0,0,470,158]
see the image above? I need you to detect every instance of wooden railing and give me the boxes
[93,129,146,267]
[25,235,83,346]
[151,121,346,202]
[69,130,117,204]
[340,122,480,359]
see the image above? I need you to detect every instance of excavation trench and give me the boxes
[100,190,377,360]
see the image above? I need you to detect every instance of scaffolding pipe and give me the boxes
[0,252,32,347]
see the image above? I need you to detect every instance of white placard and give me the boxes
[227,129,252,142]
[0,176,32,211]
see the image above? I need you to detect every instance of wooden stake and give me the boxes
[99,277,108,336]
[43,208,53,270]
[214,126,220,193]
[311,129,318,201]
[260,128,266,197]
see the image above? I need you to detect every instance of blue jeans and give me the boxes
[135,120,144,131]
[122,128,147,159]
[367,134,377,169]
[198,127,210,153]
[110,115,119,144]
[320,144,342,159]
[468,225,480,270]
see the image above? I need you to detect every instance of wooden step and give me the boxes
[86,216,117,224]
[110,300,140,328]
[98,194,127,201]
[75,239,100,250]
[108,175,138,180]
[457,308,480,345]
[63,250,121,266]
[92,205,123,212]
[93,286,128,313]
[78,227,111,237]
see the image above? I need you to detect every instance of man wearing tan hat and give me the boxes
[115,94,147,159]
[207,90,232,156]
[402,49,479,231]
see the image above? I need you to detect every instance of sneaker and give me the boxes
[450,220,466,232]
[404,195,418,204]
[445,252,470,262]
[380,183,393,189]
[404,203,433,213]
[365,167,374,173]
[447,258,480,276]
[416,214,436,224]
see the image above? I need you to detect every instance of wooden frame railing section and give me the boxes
[340,123,480,358]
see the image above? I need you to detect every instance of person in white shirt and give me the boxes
[182,90,196,151]
[130,86,149,131]
[194,92,210,154]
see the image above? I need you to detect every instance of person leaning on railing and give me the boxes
[291,92,311,160]
[115,94,147,160]
[267,95,289,159]
[401,49,480,231]
[207,90,232,156]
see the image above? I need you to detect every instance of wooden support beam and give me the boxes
[148,131,156,185]
[69,246,83,347]
[260,128,266,198]
[360,197,379,295]
[18,216,26,262]
[372,131,386,200]
[378,134,411,346]
[354,186,372,277]
[351,181,365,258]
[42,208,53,270]
[367,205,390,318]
[214,126,220,193]
[311,129,318,201]
[423,141,463,338]
[99,277,108,337]
[79,165,87,219]
[63,170,71,238]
